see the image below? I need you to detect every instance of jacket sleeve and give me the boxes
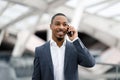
[73,38,95,67]
[32,47,41,80]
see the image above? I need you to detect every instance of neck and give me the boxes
[52,37,64,47]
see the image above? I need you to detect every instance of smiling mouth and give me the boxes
[58,31,64,34]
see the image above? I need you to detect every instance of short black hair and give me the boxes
[51,13,67,24]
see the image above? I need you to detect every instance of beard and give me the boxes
[53,30,66,41]
[57,37,64,41]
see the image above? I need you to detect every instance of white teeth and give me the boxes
[58,32,64,34]
[58,32,63,33]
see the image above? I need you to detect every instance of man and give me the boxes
[32,13,95,80]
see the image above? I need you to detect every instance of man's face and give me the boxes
[50,15,68,41]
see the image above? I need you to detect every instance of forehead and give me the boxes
[53,15,68,23]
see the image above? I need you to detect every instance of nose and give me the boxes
[59,24,66,29]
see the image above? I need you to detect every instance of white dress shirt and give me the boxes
[50,39,66,80]
[50,37,80,80]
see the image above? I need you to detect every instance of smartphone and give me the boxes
[67,27,73,37]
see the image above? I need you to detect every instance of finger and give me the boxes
[69,27,75,32]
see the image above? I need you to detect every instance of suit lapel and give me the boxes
[45,42,54,74]
[64,40,70,71]
[45,41,71,74]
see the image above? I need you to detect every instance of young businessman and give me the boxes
[32,13,95,80]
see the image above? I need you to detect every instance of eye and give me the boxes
[63,23,68,27]
[55,22,60,26]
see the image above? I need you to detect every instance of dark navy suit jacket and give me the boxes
[32,38,95,80]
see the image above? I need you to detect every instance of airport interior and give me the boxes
[0,0,120,80]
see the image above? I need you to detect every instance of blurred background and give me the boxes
[0,0,120,80]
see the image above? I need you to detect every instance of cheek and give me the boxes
[52,28,58,34]
[64,27,68,32]
[53,27,57,32]
[51,26,56,31]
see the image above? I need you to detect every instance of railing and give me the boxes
[79,62,120,80]
[97,62,120,80]
[0,56,120,80]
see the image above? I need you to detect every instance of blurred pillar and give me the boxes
[12,30,30,57]
[0,30,5,46]
[12,12,44,57]
[71,0,86,29]
[47,29,52,41]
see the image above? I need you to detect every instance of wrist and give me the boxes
[72,37,78,42]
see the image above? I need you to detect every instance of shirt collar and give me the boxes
[50,39,66,47]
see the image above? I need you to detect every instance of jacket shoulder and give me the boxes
[35,41,50,56]
[35,41,50,49]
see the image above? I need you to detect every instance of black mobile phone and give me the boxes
[67,28,73,37]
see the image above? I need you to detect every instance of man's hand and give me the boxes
[67,26,78,41]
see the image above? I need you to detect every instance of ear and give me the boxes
[50,24,52,30]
